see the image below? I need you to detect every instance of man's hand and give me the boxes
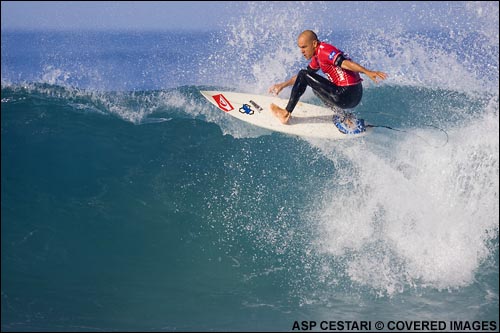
[268,83,284,96]
[366,70,387,83]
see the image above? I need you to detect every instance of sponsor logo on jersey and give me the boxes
[328,50,336,60]
[335,67,345,81]
[212,94,234,112]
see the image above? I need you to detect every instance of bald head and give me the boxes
[299,30,319,43]
[297,30,319,60]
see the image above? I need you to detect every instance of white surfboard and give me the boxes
[200,90,371,139]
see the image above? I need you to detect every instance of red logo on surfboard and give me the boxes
[212,94,234,112]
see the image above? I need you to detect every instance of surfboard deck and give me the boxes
[200,90,371,139]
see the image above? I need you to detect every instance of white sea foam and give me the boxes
[307,104,498,294]
[208,1,499,296]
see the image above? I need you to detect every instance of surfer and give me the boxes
[268,30,387,125]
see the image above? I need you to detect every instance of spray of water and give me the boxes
[2,3,498,297]
[207,1,499,296]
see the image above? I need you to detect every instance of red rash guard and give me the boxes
[308,42,362,86]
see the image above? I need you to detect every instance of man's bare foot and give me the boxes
[270,103,291,124]
[344,117,354,128]
[343,113,356,128]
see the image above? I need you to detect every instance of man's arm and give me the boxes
[341,60,387,83]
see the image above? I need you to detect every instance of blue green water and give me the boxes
[2,2,498,332]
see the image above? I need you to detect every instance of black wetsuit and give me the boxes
[285,41,363,113]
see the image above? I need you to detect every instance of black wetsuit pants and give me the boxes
[285,69,363,113]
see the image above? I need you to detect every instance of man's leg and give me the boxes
[283,69,311,112]
[270,69,313,123]
[270,70,361,124]
[270,70,342,124]
[312,89,344,114]
[284,70,343,112]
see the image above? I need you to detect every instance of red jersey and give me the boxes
[309,42,362,86]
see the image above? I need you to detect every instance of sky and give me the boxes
[1,1,495,32]
[1,1,239,31]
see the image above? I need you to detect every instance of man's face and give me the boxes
[297,35,317,60]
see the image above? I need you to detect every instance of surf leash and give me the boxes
[366,123,449,148]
